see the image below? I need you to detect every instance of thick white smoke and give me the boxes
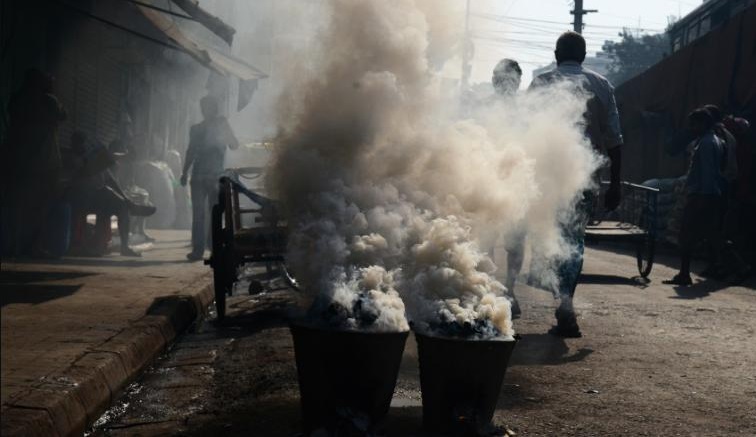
[267,0,601,338]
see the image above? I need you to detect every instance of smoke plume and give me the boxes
[268,0,601,338]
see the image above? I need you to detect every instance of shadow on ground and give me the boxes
[0,270,94,307]
[579,273,650,288]
[0,270,95,283]
[509,333,593,366]
[6,257,188,268]
[181,396,426,437]
[671,279,729,299]
[0,283,84,307]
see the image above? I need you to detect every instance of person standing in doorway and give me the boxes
[180,96,239,261]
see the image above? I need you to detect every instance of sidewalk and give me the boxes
[1,230,213,437]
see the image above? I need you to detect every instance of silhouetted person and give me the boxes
[529,32,623,338]
[697,105,751,282]
[491,58,524,318]
[701,104,735,278]
[181,95,239,261]
[721,113,753,276]
[66,132,154,257]
[4,69,67,256]
[665,109,725,286]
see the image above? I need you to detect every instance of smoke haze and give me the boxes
[267,0,601,338]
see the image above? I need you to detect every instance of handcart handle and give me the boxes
[218,174,277,208]
[599,180,660,193]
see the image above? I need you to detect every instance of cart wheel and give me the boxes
[636,235,655,278]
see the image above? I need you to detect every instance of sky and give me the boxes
[469,0,703,85]
[209,0,704,88]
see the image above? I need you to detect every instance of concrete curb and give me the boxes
[0,277,214,437]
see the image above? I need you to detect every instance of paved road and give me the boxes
[89,244,756,436]
[1,230,211,436]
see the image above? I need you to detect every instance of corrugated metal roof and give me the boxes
[137,3,267,80]
[170,0,235,46]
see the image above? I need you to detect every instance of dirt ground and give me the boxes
[89,244,756,436]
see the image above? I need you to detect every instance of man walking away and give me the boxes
[181,96,239,262]
[529,31,623,338]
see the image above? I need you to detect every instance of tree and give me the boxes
[601,30,670,86]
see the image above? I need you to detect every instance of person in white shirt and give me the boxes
[529,31,623,338]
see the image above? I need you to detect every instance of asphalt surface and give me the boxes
[88,244,756,436]
[1,230,212,437]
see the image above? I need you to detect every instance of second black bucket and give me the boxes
[415,332,517,433]
[290,322,409,432]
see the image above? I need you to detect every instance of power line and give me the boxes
[476,38,603,48]
[475,27,620,38]
[473,35,606,53]
[473,12,664,33]
[477,58,554,65]
[473,29,614,44]
[461,0,472,90]
[598,11,668,28]
[474,12,575,27]
[474,45,556,61]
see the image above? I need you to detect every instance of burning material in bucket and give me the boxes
[290,322,408,433]
[415,332,517,434]
[268,0,600,429]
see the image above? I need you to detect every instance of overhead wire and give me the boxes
[475,27,620,39]
[473,30,610,44]
[468,5,673,79]
[472,11,665,33]
[473,36,605,53]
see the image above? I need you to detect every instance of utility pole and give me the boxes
[571,0,597,34]
[461,0,471,90]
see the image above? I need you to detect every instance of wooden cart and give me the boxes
[205,168,292,321]
[585,181,660,278]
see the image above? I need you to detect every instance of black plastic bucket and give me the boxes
[290,322,409,432]
[415,332,517,432]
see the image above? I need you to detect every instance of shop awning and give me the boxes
[137,3,267,81]
[170,0,235,46]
